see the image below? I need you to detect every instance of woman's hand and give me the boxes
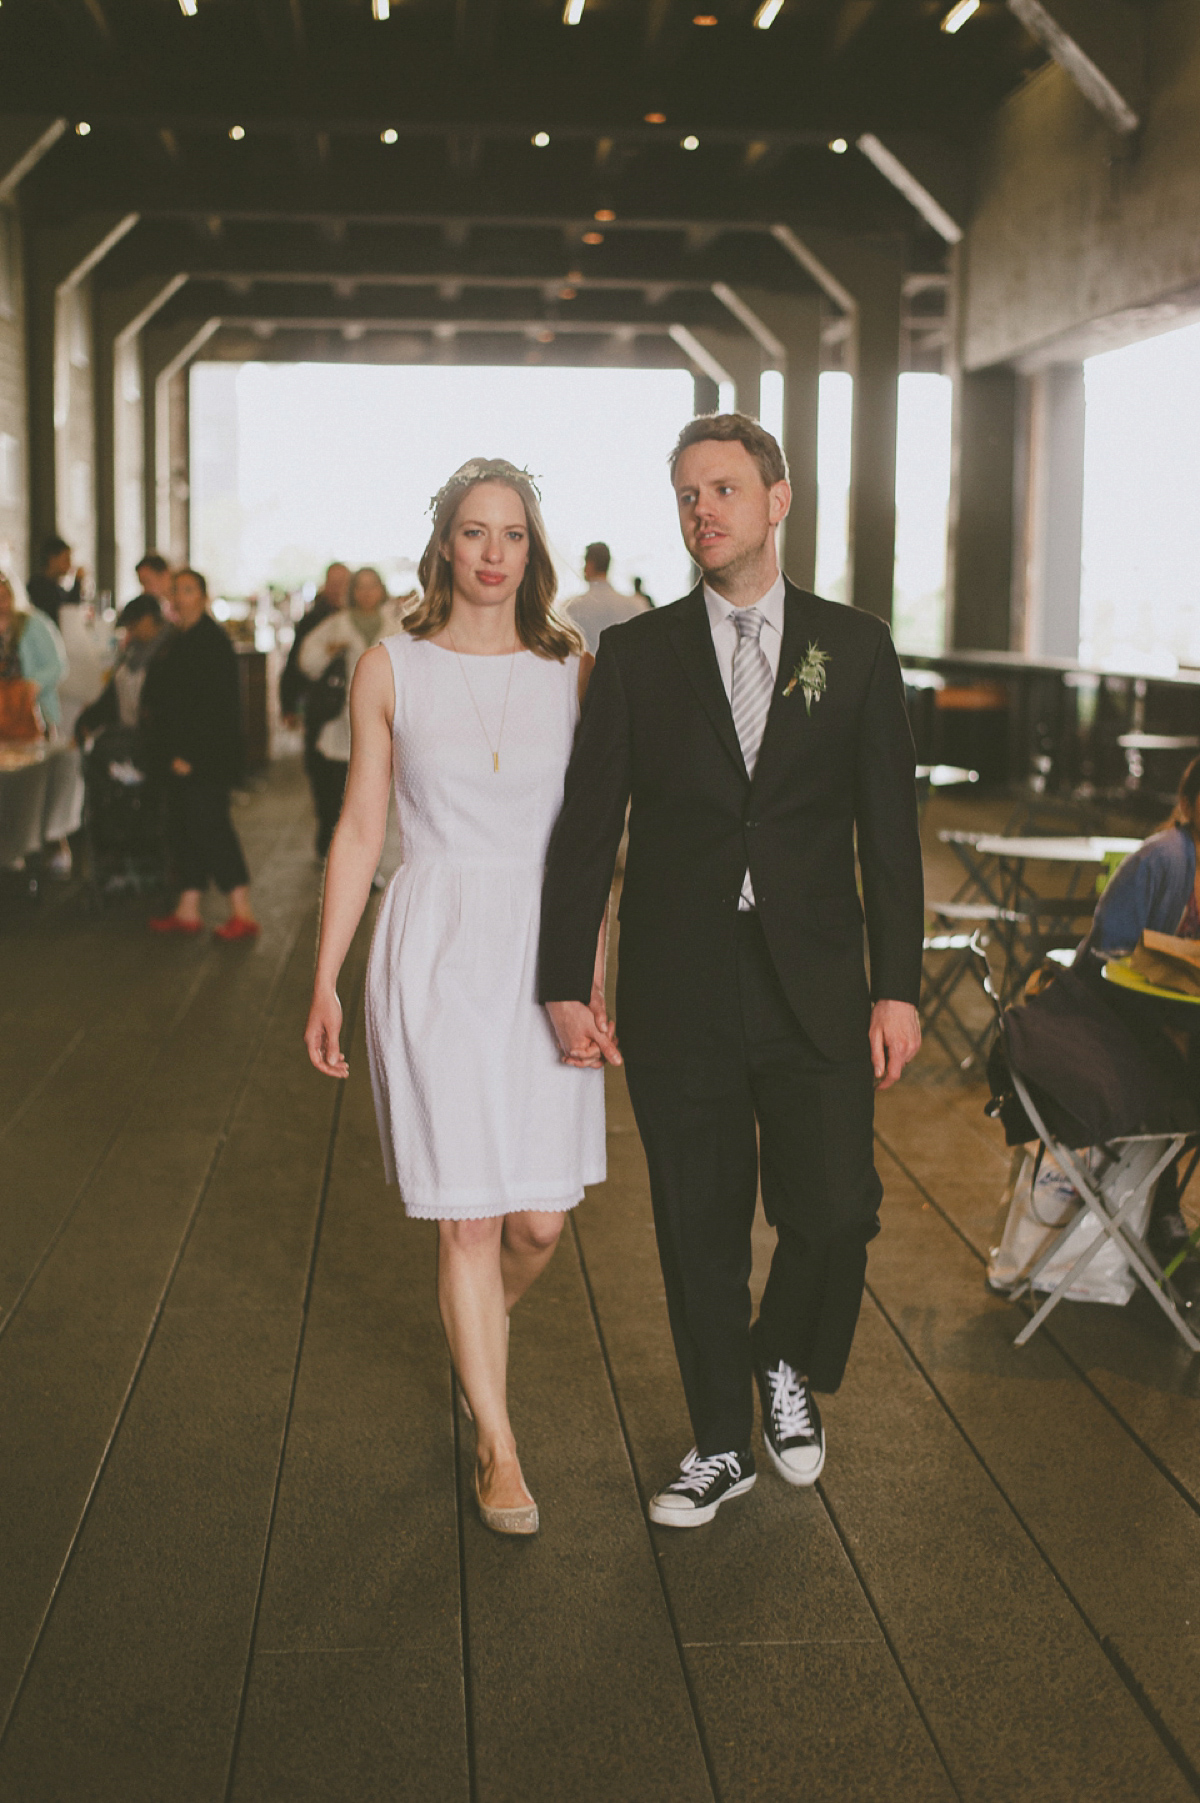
[590,981,617,1050]
[305,986,349,1078]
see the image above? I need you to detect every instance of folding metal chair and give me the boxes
[975,941,1200,1353]
[920,903,1026,1072]
[1003,1067,1200,1352]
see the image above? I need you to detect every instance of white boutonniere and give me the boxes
[782,642,829,715]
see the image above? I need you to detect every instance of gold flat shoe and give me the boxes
[474,1470,539,1536]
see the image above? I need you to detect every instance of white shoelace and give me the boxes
[767,1363,813,1441]
[669,1448,741,1497]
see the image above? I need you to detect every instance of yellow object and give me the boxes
[1101,959,1200,1006]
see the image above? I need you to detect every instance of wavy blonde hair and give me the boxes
[405,459,582,661]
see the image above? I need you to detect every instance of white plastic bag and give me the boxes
[988,1146,1150,1306]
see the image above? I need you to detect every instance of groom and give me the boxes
[540,414,924,1526]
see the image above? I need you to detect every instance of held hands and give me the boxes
[546,996,622,1069]
[869,999,921,1090]
[305,985,349,1079]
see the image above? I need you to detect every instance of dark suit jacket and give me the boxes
[538,581,924,1065]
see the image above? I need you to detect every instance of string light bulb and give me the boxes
[381,128,398,144]
[752,0,783,27]
[941,0,979,32]
[563,0,585,21]
[829,137,848,154]
[582,231,604,245]
[372,0,390,18]
[532,131,550,148]
[681,135,700,151]
[178,0,198,15]
[644,112,666,125]
[229,125,245,141]
[594,208,615,221]
[76,122,92,136]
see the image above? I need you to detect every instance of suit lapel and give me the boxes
[751,583,818,791]
[668,585,749,780]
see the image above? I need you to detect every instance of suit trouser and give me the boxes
[624,911,881,1457]
[307,746,347,857]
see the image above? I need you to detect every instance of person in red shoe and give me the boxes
[143,568,258,941]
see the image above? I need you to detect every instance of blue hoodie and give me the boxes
[1080,823,1195,958]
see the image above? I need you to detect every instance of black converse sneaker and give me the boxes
[648,1447,756,1528]
[754,1357,826,1487]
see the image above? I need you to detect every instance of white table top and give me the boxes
[972,835,1142,862]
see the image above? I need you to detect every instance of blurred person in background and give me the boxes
[632,576,653,607]
[75,594,172,761]
[131,552,174,613]
[560,542,649,655]
[28,535,85,628]
[297,564,410,858]
[0,572,76,874]
[142,567,258,941]
[279,560,351,857]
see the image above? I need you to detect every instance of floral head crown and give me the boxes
[429,459,542,518]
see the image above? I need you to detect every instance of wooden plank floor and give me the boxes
[1,761,1198,1802]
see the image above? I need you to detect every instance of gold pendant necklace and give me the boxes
[447,629,519,772]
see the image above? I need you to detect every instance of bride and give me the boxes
[304,459,618,1535]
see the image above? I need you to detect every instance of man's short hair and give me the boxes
[668,412,789,489]
[118,594,163,630]
[584,542,611,574]
[136,551,169,576]
[40,534,70,566]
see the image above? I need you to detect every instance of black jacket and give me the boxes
[142,611,244,787]
[279,594,335,723]
[28,572,81,626]
[538,581,925,1064]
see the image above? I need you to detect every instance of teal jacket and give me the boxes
[17,608,69,728]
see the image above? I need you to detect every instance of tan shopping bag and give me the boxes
[1128,929,1200,997]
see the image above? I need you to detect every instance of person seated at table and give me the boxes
[0,572,67,741]
[1077,757,1200,963]
[1073,756,1200,1263]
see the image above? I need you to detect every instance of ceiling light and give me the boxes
[693,13,717,23]
[594,207,615,221]
[829,137,848,154]
[532,131,550,148]
[582,231,604,245]
[559,286,577,300]
[372,0,390,18]
[229,125,245,141]
[644,112,666,125]
[752,0,783,27]
[681,135,700,151]
[75,121,91,136]
[941,0,979,32]
[563,0,585,21]
[178,0,198,15]
[381,128,398,144]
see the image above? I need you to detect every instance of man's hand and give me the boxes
[546,999,622,1069]
[869,999,921,1090]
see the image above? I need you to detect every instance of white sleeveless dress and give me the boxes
[365,632,606,1219]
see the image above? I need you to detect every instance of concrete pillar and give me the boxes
[770,227,903,621]
[1021,363,1085,660]
[0,120,66,580]
[94,274,187,601]
[141,317,219,565]
[946,365,1018,651]
[691,326,761,416]
[719,287,822,593]
[25,211,138,573]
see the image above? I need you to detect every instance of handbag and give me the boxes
[0,676,43,742]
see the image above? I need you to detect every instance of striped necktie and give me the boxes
[730,607,773,778]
